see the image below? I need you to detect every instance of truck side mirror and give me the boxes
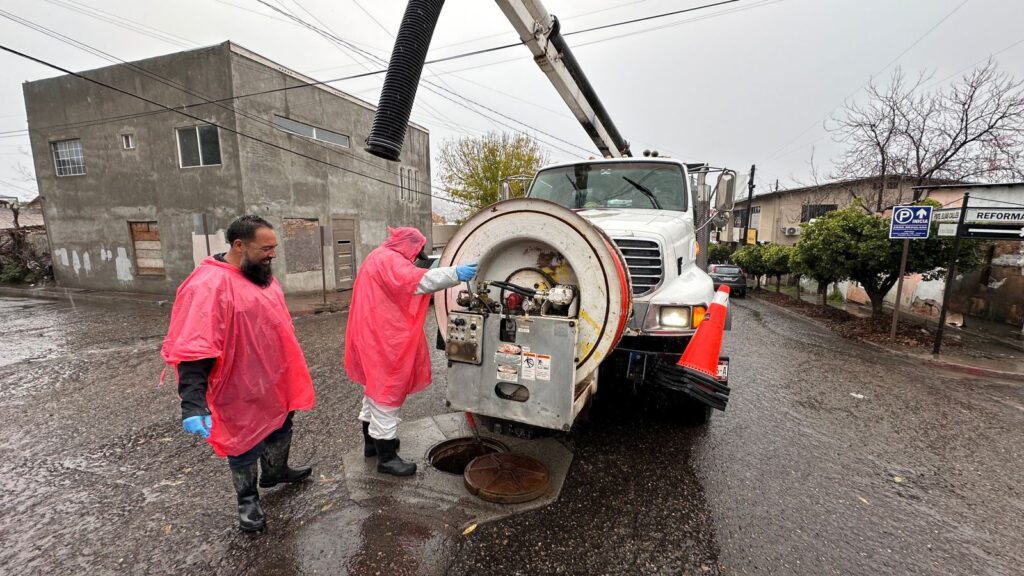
[714,170,736,212]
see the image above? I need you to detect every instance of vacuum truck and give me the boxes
[366,0,737,433]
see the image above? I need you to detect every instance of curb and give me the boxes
[0,285,170,307]
[1,284,345,319]
[749,294,1024,382]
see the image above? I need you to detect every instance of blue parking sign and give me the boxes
[889,206,932,239]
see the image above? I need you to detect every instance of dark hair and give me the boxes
[226,215,273,244]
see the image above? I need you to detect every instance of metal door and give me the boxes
[332,216,357,290]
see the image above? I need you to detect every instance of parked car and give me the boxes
[708,264,747,297]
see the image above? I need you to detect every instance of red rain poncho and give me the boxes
[161,257,315,457]
[345,227,433,408]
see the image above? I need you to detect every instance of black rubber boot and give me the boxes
[231,463,265,532]
[362,421,399,457]
[258,430,312,488]
[375,438,416,476]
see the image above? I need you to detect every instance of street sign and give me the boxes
[933,207,1024,223]
[962,223,1024,239]
[889,205,932,239]
[937,223,957,237]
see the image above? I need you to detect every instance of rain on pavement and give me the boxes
[0,294,1021,575]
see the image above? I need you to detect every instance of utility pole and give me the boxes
[933,192,969,355]
[742,164,755,245]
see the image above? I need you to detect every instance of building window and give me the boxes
[129,221,165,276]
[273,115,350,148]
[176,124,221,168]
[801,204,837,222]
[733,206,760,228]
[121,133,136,150]
[52,139,85,176]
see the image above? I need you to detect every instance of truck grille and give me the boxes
[613,238,663,296]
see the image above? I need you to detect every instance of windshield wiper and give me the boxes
[622,176,662,209]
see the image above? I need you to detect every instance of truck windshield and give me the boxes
[528,162,688,211]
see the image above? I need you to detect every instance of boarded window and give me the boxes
[283,218,322,274]
[129,221,165,276]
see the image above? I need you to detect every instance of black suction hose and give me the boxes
[365,0,446,161]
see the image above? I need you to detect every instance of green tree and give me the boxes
[761,244,793,292]
[707,243,734,264]
[790,213,853,307]
[792,203,984,315]
[439,132,549,217]
[731,244,766,290]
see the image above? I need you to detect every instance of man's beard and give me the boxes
[241,255,274,288]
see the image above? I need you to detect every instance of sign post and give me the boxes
[888,205,933,342]
[933,193,970,355]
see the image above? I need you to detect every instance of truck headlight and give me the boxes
[659,306,691,328]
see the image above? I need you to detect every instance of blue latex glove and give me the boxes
[456,263,478,281]
[182,415,213,439]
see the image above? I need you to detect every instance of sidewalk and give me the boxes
[0,283,350,317]
[751,289,1024,382]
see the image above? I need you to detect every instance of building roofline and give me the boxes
[225,42,429,135]
[911,181,1024,190]
[23,41,428,135]
[741,175,962,201]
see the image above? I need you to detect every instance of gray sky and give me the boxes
[1,0,1022,210]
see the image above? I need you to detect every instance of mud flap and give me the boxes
[650,356,730,411]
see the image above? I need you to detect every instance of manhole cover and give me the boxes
[464,452,550,504]
[427,437,508,475]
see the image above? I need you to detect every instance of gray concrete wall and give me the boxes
[24,43,243,294]
[227,47,431,294]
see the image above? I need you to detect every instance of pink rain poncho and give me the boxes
[345,227,433,408]
[161,257,315,457]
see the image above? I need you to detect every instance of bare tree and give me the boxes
[830,60,1024,202]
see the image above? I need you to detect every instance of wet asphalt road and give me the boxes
[0,294,1021,575]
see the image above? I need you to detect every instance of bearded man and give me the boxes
[162,214,316,532]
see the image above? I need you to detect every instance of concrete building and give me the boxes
[722,176,954,246]
[23,42,431,295]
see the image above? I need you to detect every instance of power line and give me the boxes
[0,9,452,198]
[767,0,972,161]
[257,0,593,158]
[0,44,473,208]
[564,0,739,36]
[1,0,772,153]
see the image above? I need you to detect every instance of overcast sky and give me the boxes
[1,0,1022,211]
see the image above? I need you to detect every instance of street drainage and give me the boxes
[427,437,508,476]
[427,437,552,504]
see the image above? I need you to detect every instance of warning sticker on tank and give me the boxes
[535,354,552,381]
[496,364,519,382]
[521,353,537,380]
[494,343,523,366]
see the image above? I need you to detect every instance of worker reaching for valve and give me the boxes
[345,226,477,477]
[161,215,316,533]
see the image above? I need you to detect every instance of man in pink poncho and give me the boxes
[345,227,476,476]
[162,215,315,532]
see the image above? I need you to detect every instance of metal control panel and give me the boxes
[446,312,484,364]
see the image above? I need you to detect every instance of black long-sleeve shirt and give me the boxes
[178,358,215,419]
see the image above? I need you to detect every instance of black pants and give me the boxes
[227,412,294,470]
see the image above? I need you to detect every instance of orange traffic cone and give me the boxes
[651,285,731,410]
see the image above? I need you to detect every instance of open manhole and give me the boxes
[427,437,508,475]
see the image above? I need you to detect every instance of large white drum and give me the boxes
[436,198,632,385]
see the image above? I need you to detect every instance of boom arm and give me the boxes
[496,0,631,158]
